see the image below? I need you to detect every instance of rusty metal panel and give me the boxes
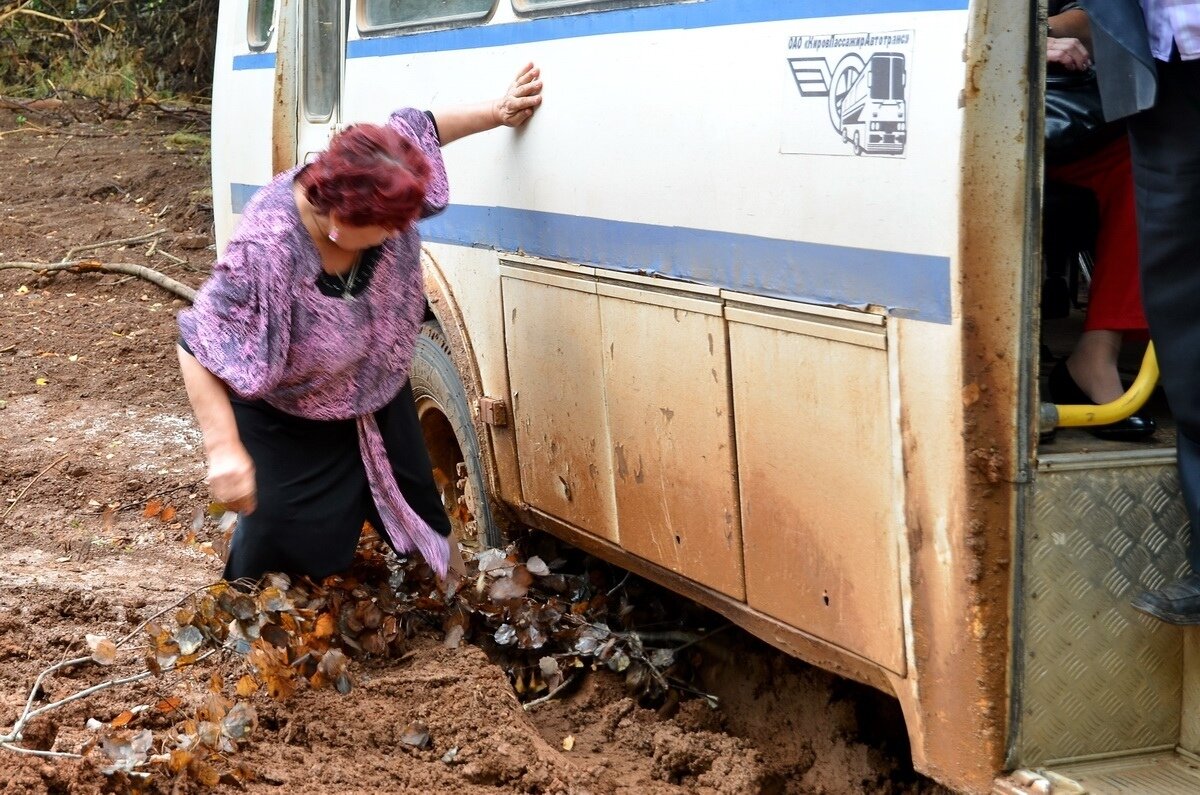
[598,287,744,599]
[728,304,905,674]
[501,270,618,542]
[1011,453,1188,766]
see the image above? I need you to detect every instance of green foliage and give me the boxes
[0,0,217,101]
[164,129,209,150]
[166,128,211,164]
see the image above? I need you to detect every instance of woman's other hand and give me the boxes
[207,442,257,515]
[1047,36,1092,71]
[494,62,543,127]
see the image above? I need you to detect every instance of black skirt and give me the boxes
[223,381,451,583]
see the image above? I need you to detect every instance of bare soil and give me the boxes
[0,107,949,795]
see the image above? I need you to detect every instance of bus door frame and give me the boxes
[272,0,346,173]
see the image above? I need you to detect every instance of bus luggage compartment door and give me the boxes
[725,295,906,674]
[500,259,745,599]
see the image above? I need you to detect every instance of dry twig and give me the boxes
[3,453,68,519]
[0,1,110,30]
[0,650,218,749]
[63,230,165,262]
[522,674,578,711]
[0,259,196,302]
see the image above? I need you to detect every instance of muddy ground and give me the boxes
[0,106,949,794]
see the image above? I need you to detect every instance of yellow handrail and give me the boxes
[1055,343,1159,427]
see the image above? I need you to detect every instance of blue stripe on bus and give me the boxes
[348,0,967,59]
[233,51,276,71]
[229,184,950,322]
[231,0,968,69]
[230,183,262,213]
[425,205,950,323]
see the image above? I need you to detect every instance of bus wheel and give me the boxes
[410,320,503,551]
[853,131,863,155]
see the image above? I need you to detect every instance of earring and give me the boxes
[328,226,339,243]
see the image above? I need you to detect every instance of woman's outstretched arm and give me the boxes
[431,62,543,145]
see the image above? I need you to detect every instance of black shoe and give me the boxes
[1131,573,1200,625]
[1047,358,1156,442]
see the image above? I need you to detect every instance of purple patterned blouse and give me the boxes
[178,108,452,576]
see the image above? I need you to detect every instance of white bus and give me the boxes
[836,50,906,155]
[210,1,1195,792]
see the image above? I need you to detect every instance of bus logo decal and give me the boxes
[782,31,913,158]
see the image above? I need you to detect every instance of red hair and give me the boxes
[297,123,430,230]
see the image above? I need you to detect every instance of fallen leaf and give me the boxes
[562,735,575,751]
[191,761,221,786]
[235,675,259,697]
[159,505,177,523]
[443,624,464,649]
[313,612,335,639]
[142,499,163,518]
[110,710,134,728]
[154,697,182,713]
[400,721,430,749]
[86,634,117,666]
[221,702,257,742]
[167,748,192,773]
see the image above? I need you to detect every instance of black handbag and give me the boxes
[1044,67,1124,164]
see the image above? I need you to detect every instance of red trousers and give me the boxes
[1047,136,1147,332]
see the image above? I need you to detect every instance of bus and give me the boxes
[210,1,1196,792]
[837,51,907,155]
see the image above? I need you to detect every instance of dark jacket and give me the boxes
[1079,0,1157,120]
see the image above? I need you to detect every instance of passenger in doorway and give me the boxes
[175,64,543,585]
[1043,1,1155,441]
[1082,0,1200,622]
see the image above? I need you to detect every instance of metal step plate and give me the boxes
[1011,452,1190,765]
[1051,751,1200,794]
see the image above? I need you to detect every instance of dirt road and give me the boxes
[0,106,946,794]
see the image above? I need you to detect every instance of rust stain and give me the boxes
[962,381,982,408]
[968,446,1004,485]
[900,5,1027,791]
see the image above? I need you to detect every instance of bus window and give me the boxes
[303,0,340,122]
[247,0,276,49]
[359,0,494,31]
[512,0,672,15]
[870,53,904,101]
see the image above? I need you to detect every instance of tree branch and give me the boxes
[0,259,196,302]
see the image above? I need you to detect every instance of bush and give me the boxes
[0,0,217,101]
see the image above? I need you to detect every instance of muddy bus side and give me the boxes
[210,2,1198,793]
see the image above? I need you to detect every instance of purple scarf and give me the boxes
[178,108,452,576]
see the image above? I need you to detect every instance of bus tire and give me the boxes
[409,320,503,550]
[853,131,863,155]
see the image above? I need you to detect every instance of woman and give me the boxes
[1044,3,1155,440]
[178,65,543,583]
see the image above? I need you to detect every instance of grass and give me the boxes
[164,130,208,151]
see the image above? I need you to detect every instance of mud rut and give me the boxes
[0,107,948,795]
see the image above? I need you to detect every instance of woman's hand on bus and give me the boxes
[1046,36,1092,71]
[494,63,543,127]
